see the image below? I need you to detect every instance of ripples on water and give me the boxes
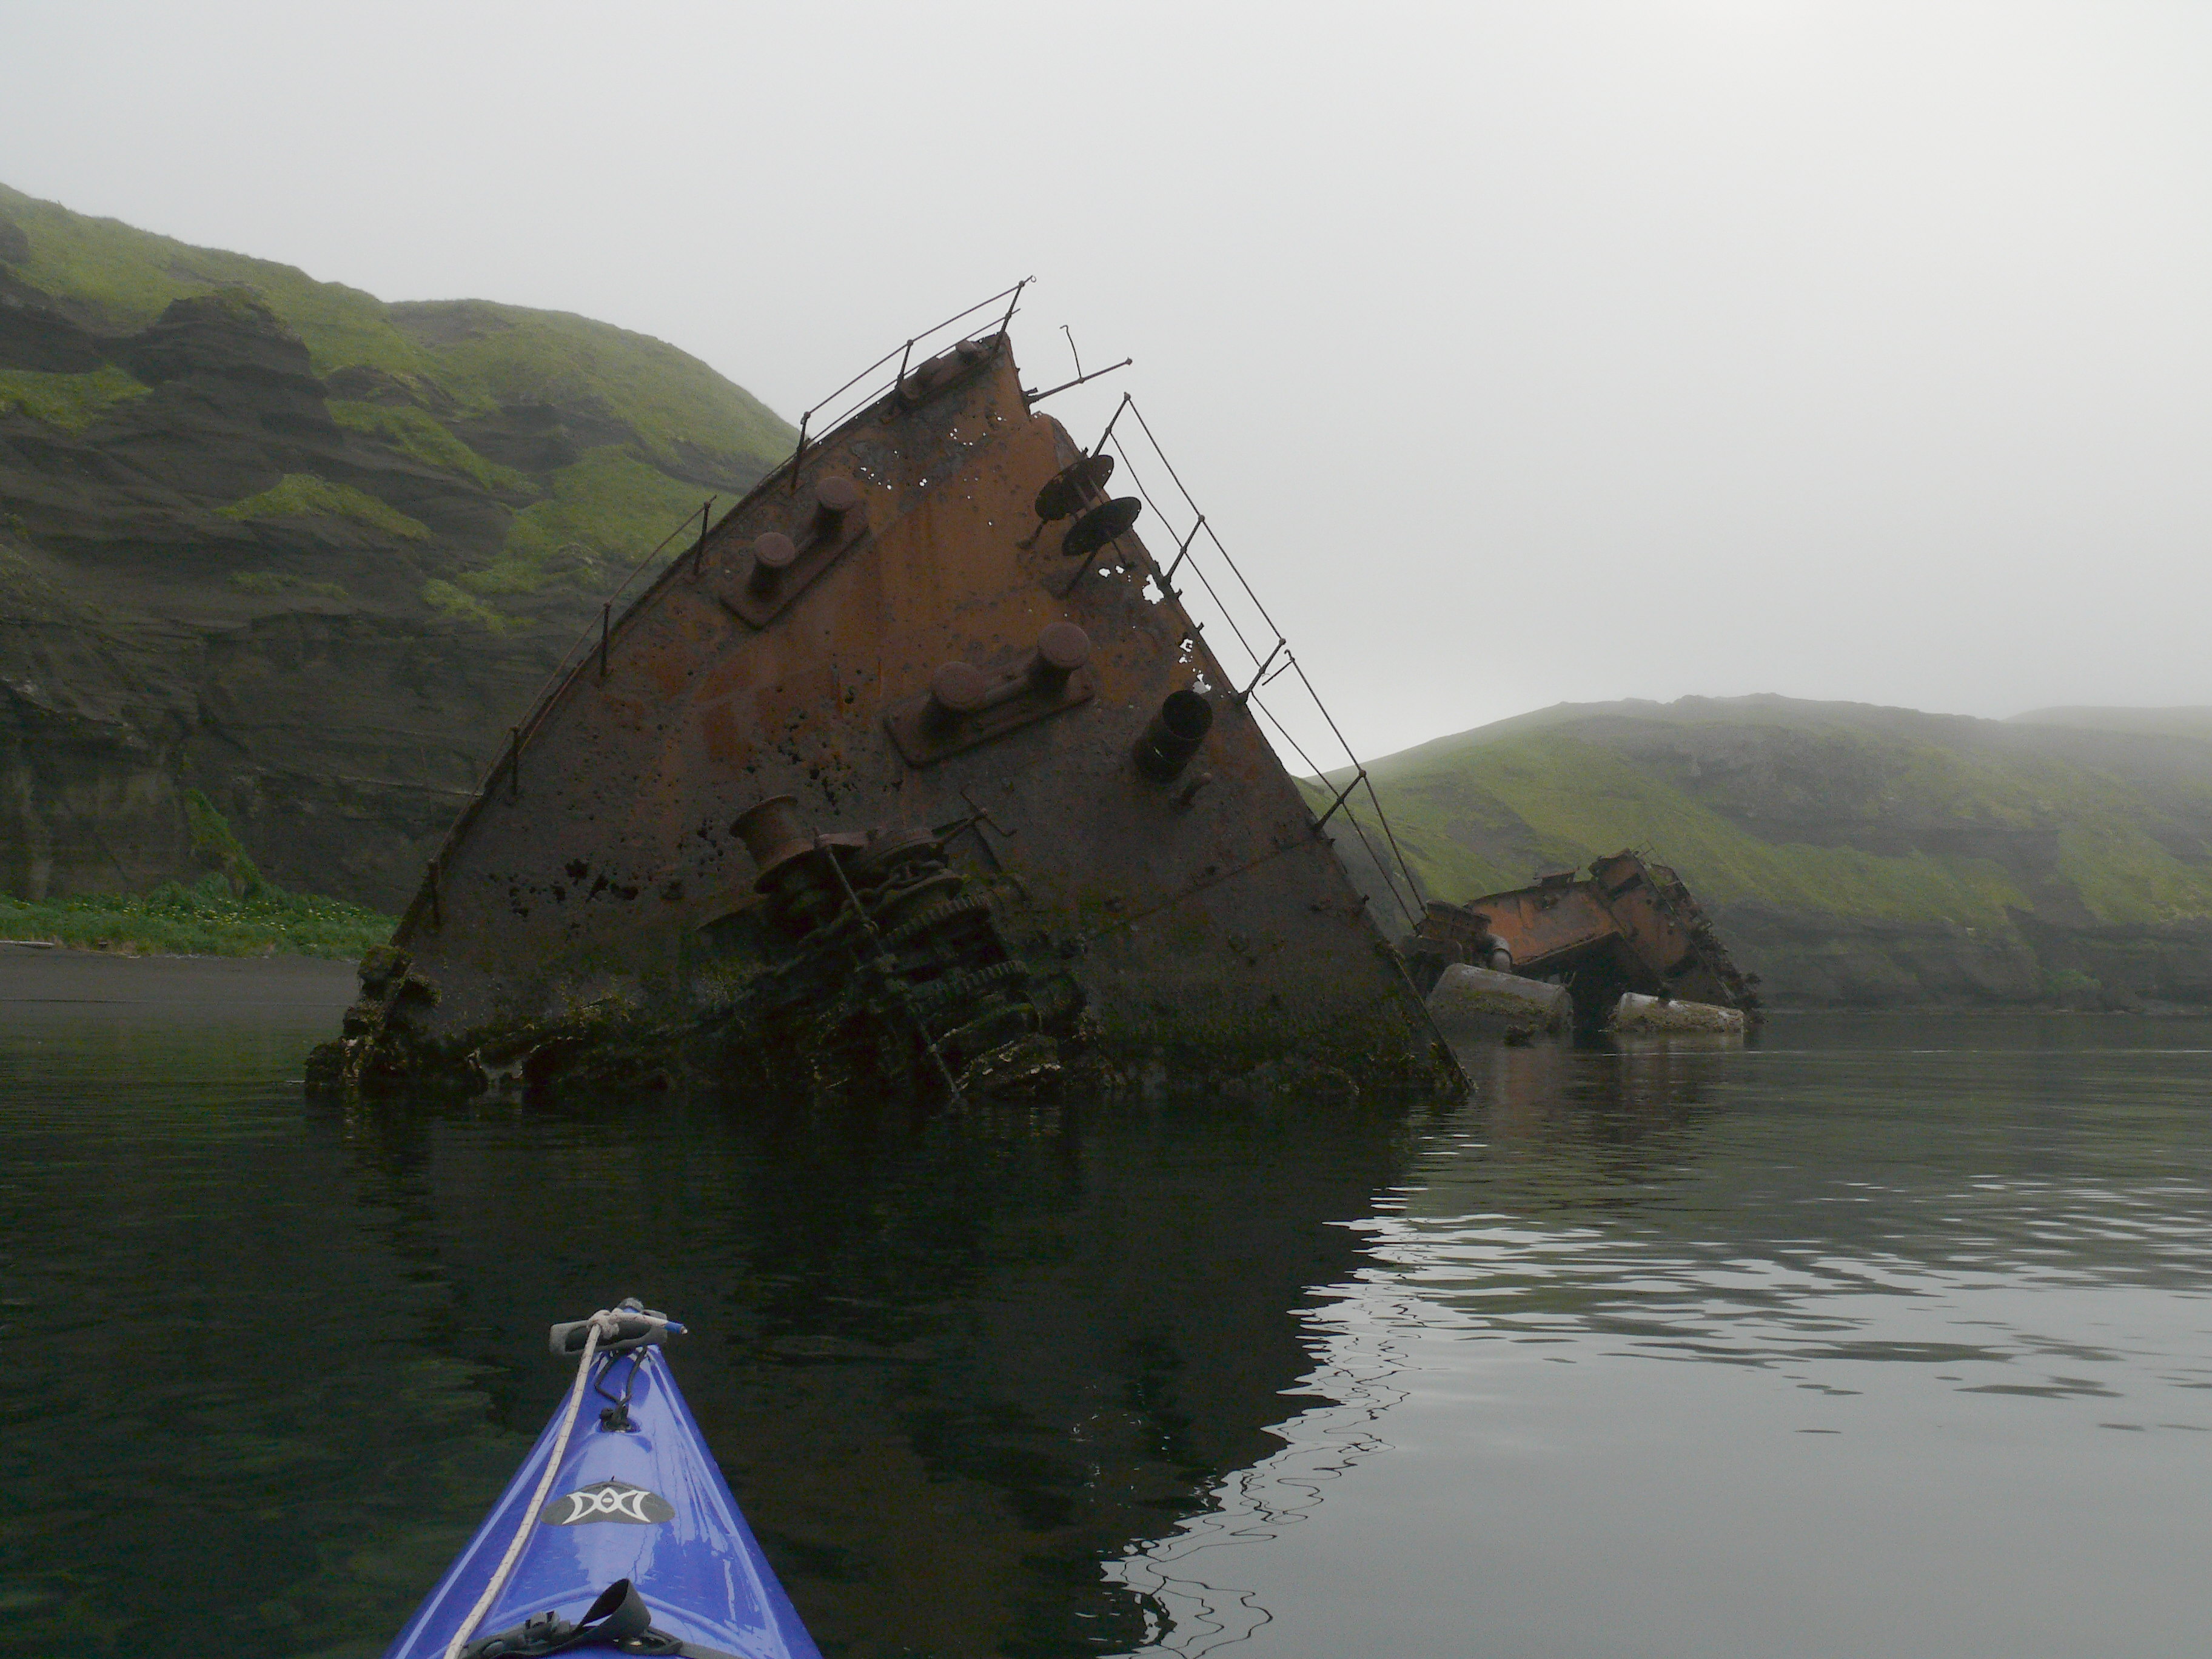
[4,952,2210,1659]
[1125,1020,2212,1657]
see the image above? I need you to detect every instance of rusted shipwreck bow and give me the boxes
[310,293,1459,1102]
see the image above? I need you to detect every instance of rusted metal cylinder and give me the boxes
[1134,689,1214,782]
[811,475,860,539]
[927,662,991,726]
[1028,621,1091,691]
[748,532,797,594]
[732,794,811,876]
[1610,993,1746,1035]
[1428,965,1572,1041]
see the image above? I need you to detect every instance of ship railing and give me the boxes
[479,500,717,799]
[478,283,1041,781]
[780,279,1033,472]
[1086,392,1430,930]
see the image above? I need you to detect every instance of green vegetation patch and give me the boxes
[0,879,392,959]
[227,571,351,600]
[0,789,392,958]
[1295,776,1521,903]
[0,364,152,431]
[329,400,534,495]
[461,446,709,596]
[420,578,508,632]
[186,785,263,896]
[2055,821,2212,924]
[220,473,429,540]
[1335,702,2212,938]
[1,182,796,550]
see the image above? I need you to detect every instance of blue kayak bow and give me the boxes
[383,1302,821,1659]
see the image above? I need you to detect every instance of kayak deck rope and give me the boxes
[441,1309,618,1659]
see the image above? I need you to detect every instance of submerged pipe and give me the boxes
[1134,689,1214,782]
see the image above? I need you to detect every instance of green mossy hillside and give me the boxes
[419,578,509,632]
[0,178,794,631]
[327,401,531,495]
[384,300,791,481]
[0,181,791,484]
[1318,696,2212,1007]
[468,446,714,595]
[1344,733,2037,926]
[0,183,802,911]
[1348,725,2212,930]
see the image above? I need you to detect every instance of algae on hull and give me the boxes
[312,328,1460,1102]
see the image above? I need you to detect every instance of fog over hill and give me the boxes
[0,182,793,909]
[2011,706,2212,743]
[1322,695,2212,1010]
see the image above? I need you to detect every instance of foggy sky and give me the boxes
[5,1,2211,761]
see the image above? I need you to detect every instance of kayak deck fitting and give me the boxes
[383,1302,820,1659]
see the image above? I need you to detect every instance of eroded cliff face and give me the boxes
[1,286,564,907]
[1330,697,2212,1010]
[0,188,789,909]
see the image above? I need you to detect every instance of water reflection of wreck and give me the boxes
[310,289,1456,1102]
[327,1088,1431,1657]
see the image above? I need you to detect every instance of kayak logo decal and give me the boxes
[540,1480,675,1526]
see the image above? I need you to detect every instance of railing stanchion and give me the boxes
[1090,392,1130,461]
[1235,639,1286,709]
[1159,515,1204,596]
[1314,769,1366,833]
[994,277,1028,341]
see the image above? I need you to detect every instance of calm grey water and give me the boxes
[4,949,2210,1658]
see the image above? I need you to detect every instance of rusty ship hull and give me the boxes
[312,325,1457,1102]
[1404,851,1762,1031]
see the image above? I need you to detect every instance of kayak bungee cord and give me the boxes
[441,1309,617,1659]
